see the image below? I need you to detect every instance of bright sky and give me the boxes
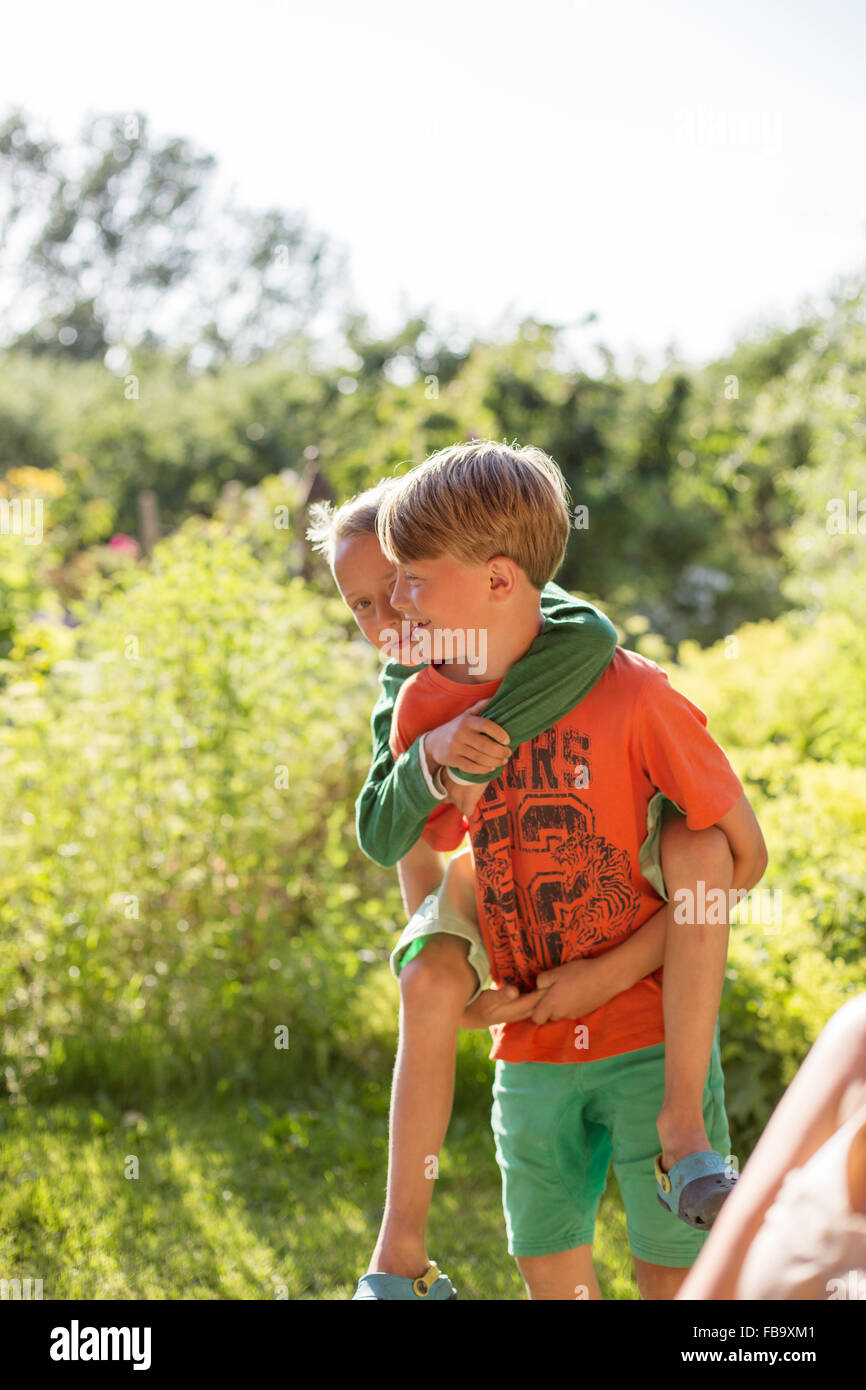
[4,0,866,374]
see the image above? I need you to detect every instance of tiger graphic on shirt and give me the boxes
[471,724,640,989]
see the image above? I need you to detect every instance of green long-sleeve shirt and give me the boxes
[355,582,618,867]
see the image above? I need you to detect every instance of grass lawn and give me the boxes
[0,1083,642,1300]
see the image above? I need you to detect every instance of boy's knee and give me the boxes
[399,937,475,1014]
[662,821,732,885]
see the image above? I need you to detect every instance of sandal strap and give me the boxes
[655,1149,731,1205]
[412,1263,440,1297]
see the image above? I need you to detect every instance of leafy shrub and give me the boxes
[0,525,402,1102]
[674,617,866,1154]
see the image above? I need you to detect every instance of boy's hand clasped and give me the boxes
[461,956,614,1029]
[423,699,511,778]
[530,956,614,1023]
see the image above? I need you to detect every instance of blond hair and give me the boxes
[306,480,395,568]
[376,440,571,588]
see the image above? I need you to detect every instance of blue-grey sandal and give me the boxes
[352,1261,458,1300]
[654,1151,737,1229]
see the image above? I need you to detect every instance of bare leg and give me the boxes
[516,1245,602,1300]
[368,934,477,1278]
[677,992,866,1299]
[656,815,733,1172]
[633,1258,691,1300]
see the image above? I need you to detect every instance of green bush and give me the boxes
[0,525,402,1102]
[674,616,866,1154]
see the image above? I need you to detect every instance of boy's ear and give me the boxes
[487,555,520,598]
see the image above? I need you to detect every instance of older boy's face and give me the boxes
[388,552,490,634]
[333,532,416,659]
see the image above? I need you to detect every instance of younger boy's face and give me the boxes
[333,531,418,661]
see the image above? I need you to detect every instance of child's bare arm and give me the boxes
[441,772,487,819]
[463,914,669,1030]
[529,907,668,1023]
[396,838,446,919]
[529,795,768,1025]
[714,792,768,891]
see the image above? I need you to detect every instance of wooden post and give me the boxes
[297,463,333,579]
[137,489,160,557]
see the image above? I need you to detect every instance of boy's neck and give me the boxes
[433,602,545,685]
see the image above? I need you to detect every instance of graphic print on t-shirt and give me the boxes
[472,724,640,988]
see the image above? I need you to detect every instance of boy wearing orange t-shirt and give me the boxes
[378,441,768,1300]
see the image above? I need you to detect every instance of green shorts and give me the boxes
[491,1023,730,1266]
[391,792,682,991]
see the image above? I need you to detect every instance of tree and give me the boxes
[0,108,343,366]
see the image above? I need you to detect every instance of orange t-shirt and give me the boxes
[391,648,744,1065]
